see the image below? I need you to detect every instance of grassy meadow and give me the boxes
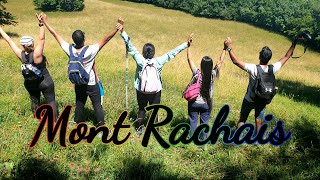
[0,0,320,179]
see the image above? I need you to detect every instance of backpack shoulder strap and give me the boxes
[69,45,89,61]
[28,52,34,64]
[267,64,274,74]
[69,45,75,58]
[256,65,263,77]
[195,69,202,82]
[21,51,34,64]
[79,46,89,58]
[21,51,28,63]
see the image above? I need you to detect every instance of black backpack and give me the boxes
[21,51,44,82]
[252,65,276,104]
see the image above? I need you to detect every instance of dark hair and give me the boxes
[142,43,155,59]
[200,56,213,110]
[259,46,272,65]
[72,30,85,49]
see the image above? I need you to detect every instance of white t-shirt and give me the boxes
[244,61,282,102]
[61,41,100,85]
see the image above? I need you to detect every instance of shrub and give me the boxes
[33,0,85,12]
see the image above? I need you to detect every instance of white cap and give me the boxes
[20,36,34,46]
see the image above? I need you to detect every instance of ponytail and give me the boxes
[142,43,155,59]
[200,56,213,110]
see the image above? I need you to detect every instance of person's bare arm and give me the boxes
[33,13,45,64]
[215,48,226,70]
[41,12,65,45]
[97,17,124,50]
[0,27,23,61]
[187,34,196,72]
[278,39,298,66]
[224,37,246,70]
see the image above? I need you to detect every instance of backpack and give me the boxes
[183,70,201,101]
[68,45,89,85]
[21,51,44,82]
[252,65,276,104]
[139,59,161,94]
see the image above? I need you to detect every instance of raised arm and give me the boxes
[0,27,23,61]
[120,31,141,57]
[33,13,45,64]
[278,39,298,66]
[119,26,145,66]
[186,34,196,72]
[224,37,246,70]
[214,47,226,70]
[97,17,123,50]
[41,12,65,46]
[157,36,189,66]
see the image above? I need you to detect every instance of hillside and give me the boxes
[0,0,319,179]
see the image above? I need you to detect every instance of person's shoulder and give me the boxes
[61,40,70,46]
[272,61,282,67]
[212,68,218,75]
[61,41,70,48]
[86,43,99,52]
[192,67,199,75]
[244,63,257,71]
[271,61,282,74]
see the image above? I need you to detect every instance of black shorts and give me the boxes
[239,98,266,122]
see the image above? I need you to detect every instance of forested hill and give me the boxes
[126,0,320,51]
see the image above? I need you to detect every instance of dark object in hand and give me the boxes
[292,30,312,58]
[297,30,312,41]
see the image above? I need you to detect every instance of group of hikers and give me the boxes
[0,12,298,138]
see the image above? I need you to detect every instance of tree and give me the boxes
[0,0,16,26]
[33,0,85,12]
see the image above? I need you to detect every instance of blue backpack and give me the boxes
[68,45,89,85]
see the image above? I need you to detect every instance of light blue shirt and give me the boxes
[120,31,188,91]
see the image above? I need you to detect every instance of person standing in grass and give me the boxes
[40,12,124,126]
[118,25,190,135]
[186,35,225,139]
[224,37,298,131]
[0,14,58,119]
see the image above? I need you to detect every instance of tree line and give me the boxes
[127,0,320,51]
[1,0,319,50]
[1,0,85,26]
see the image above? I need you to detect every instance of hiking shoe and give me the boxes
[97,132,103,138]
[97,129,113,139]
[69,121,78,126]
[136,125,145,137]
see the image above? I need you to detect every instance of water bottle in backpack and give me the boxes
[21,51,44,82]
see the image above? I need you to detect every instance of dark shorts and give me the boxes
[239,98,266,122]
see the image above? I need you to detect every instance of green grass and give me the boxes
[0,0,320,179]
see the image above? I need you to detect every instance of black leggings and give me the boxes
[136,90,161,126]
[24,73,58,118]
[75,83,104,126]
